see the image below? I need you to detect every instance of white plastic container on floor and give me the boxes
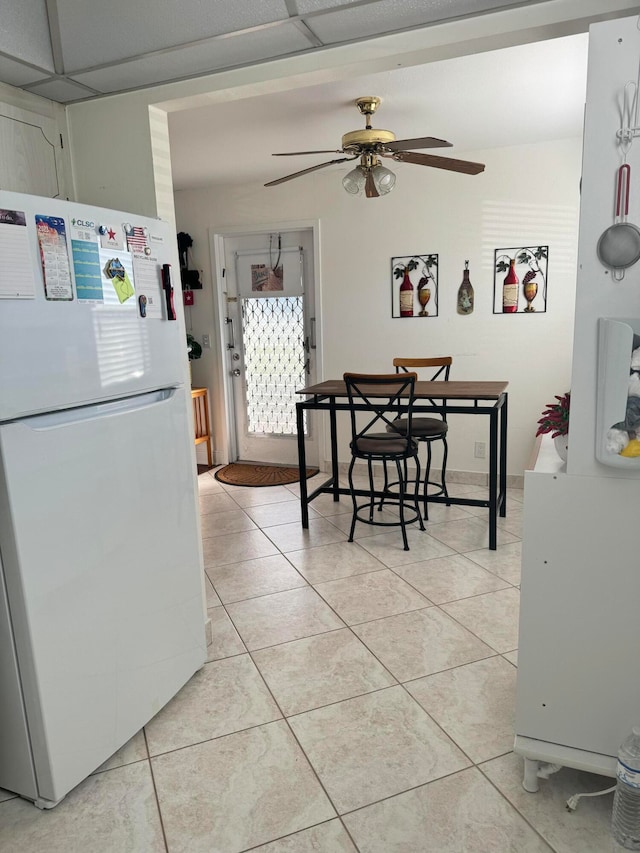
[612,727,640,849]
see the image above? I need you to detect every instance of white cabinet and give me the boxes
[514,13,640,793]
[515,437,640,789]
[0,99,68,198]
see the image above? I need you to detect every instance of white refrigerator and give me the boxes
[0,190,206,808]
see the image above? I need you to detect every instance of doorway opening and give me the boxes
[212,224,320,469]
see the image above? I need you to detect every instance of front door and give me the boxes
[222,228,318,467]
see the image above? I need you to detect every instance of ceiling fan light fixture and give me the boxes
[342,162,396,197]
[342,165,367,195]
[371,163,396,195]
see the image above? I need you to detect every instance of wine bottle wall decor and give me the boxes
[457,260,474,315]
[391,254,439,319]
[493,246,548,314]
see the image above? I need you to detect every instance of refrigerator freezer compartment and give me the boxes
[0,386,205,805]
[0,190,185,422]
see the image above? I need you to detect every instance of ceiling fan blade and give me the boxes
[385,136,452,151]
[365,170,379,198]
[265,156,357,187]
[392,151,485,175]
[273,150,343,156]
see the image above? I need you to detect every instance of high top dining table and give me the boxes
[295,379,509,550]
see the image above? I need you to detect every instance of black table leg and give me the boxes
[499,393,508,517]
[330,397,339,501]
[489,407,498,550]
[296,401,309,528]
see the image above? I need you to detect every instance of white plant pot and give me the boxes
[554,434,568,462]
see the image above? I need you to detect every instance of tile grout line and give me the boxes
[243,646,364,853]
[477,762,559,852]
[142,728,170,853]
[435,591,521,656]
[237,817,360,853]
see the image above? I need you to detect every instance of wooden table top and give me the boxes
[296,379,508,400]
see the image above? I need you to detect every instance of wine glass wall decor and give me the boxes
[391,254,439,319]
[493,246,548,314]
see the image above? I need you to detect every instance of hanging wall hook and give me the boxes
[617,82,638,153]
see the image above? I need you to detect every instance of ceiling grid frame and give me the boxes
[0,0,630,104]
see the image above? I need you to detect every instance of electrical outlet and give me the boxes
[202,334,211,349]
[474,441,486,459]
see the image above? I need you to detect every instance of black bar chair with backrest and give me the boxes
[387,357,453,519]
[343,372,425,551]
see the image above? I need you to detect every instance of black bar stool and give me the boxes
[343,372,425,551]
[387,357,452,519]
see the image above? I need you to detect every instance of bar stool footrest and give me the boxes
[425,480,449,499]
[352,499,422,528]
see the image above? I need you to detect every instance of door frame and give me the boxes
[209,219,324,468]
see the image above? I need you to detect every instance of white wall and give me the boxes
[175,136,581,477]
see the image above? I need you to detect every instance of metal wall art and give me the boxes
[493,246,548,314]
[391,254,438,318]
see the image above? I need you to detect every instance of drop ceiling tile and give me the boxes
[296,0,370,10]
[26,77,99,103]
[0,56,49,87]
[309,0,528,44]
[0,0,54,71]
[56,0,291,72]
[70,24,313,94]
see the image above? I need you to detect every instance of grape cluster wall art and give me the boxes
[391,254,439,319]
[493,246,548,314]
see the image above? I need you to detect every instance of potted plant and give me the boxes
[536,392,570,460]
[186,333,202,361]
[186,333,202,385]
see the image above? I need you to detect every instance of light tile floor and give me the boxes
[0,471,617,852]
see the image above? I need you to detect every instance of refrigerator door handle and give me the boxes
[16,388,177,430]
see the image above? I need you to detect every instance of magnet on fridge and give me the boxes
[98,225,107,235]
[124,223,133,234]
[183,290,194,306]
[105,258,125,280]
[139,295,147,317]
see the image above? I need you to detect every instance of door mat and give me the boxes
[214,463,319,488]
[197,464,215,475]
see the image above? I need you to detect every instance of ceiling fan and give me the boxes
[264,96,485,198]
